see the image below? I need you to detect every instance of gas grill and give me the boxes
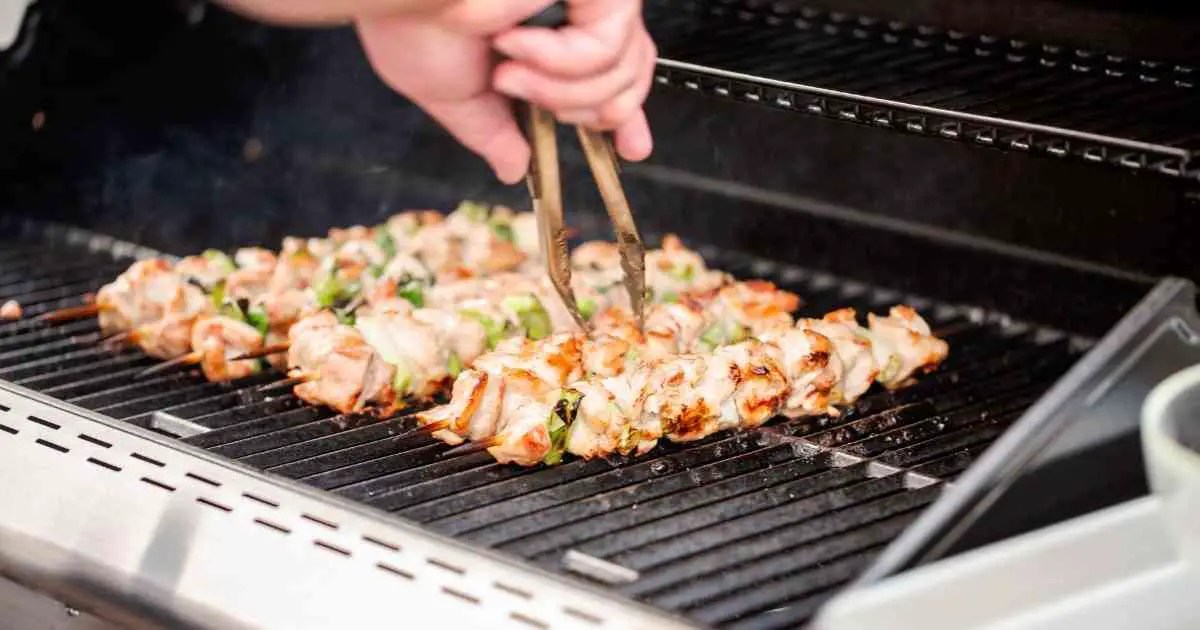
[1,1,1199,629]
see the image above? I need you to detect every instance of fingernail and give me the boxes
[495,73,527,99]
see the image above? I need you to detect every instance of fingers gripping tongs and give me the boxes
[520,3,647,333]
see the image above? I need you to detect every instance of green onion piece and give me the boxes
[315,276,342,308]
[397,279,424,308]
[457,200,490,223]
[577,298,598,321]
[334,309,356,326]
[489,220,515,243]
[367,264,385,279]
[219,301,246,323]
[660,291,679,304]
[459,309,507,349]
[392,361,413,395]
[447,352,463,379]
[246,305,270,338]
[374,229,397,259]
[699,324,723,351]
[502,294,552,340]
[202,249,236,274]
[543,388,582,466]
[668,263,696,282]
[209,280,227,312]
[729,324,750,344]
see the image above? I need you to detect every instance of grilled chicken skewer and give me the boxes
[57,204,538,380]
[416,304,948,466]
[279,276,800,418]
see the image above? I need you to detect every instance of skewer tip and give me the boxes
[41,303,101,323]
[396,420,449,441]
[135,352,202,379]
[231,342,290,362]
[440,435,502,459]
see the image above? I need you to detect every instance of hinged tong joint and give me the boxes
[523,103,646,333]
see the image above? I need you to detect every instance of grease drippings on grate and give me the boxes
[0,230,1082,629]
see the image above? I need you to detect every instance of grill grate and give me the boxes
[646,0,1200,179]
[0,227,1084,629]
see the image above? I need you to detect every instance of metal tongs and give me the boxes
[520,4,646,333]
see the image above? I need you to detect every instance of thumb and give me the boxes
[356,15,530,184]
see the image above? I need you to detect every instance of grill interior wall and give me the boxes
[0,227,1085,628]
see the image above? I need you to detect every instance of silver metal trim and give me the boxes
[0,379,693,629]
[655,58,1193,161]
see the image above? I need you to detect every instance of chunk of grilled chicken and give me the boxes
[759,327,843,418]
[173,250,235,290]
[415,333,585,452]
[225,248,278,300]
[96,259,210,336]
[645,339,790,443]
[287,312,400,416]
[797,309,878,405]
[867,305,950,389]
[191,316,265,382]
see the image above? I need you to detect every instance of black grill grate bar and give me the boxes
[0,319,98,354]
[0,279,114,312]
[878,419,1013,470]
[495,455,856,559]
[0,261,127,298]
[0,345,143,382]
[122,379,304,428]
[42,363,188,400]
[269,427,445,480]
[797,359,1067,450]
[834,389,1040,458]
[700,548,886,629]
[427,441,798,539]
[182,393,313,431]
[0,253,123,283]
[332,451,501,500]
[88,380,255,419]
[299,441,457,489]
[0,333,106,369]
[908,442,992,479]
[623,487,938,612]
[580,465,911,569]
[220,410,412,458]
[233,414,423,467]
[184,404,333,448]
[67,371,212,408]
[15,352,154,389]
[643,508,918,610]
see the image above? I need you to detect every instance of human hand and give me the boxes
[490,0,656,164]
[218,1,656,184]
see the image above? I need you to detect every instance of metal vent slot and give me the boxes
[646,0,1200,179]
[0,227,1084,628]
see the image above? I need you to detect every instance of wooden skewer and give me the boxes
[395,420,449,441]
[41,303,102,323]
[231,343,290,362]
[136,352,202,379]
[257,375,309,393]
[440,435,503,458]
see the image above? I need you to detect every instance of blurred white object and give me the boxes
[0,0,31,50]
[812,364,1200,630]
